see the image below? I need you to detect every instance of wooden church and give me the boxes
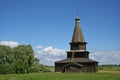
[55,16,98,72]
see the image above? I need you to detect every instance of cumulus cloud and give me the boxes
[1,42,119,65]
[35,45,120,66]
[90,50,120,65]
[0,41,19,48]
[35,45,66,65]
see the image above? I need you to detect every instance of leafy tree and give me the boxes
[0,46,14,74]
[0,45,51,74]
[13,45,34,73]
[0,45,13,64]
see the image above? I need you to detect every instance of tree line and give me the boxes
[0,45,50,74]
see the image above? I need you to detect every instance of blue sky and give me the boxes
[0,0,120,65]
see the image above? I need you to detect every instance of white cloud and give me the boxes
[43,46,65,56]
[0,41,19,48]
[90,50,120,65]
[35,45,120,66]
[35,45,66,65]
[37,46,66,56]
[1,42,119,65]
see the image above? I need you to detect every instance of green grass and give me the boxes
[0,66,120,80]
[100,66,120,71]
[0,71,120,80]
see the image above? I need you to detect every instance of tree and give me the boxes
[0,45,13,64]
[0,45,14,74]
[13,45,35,73]
[0,45,51,74]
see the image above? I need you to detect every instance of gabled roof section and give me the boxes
[72,16,85,42]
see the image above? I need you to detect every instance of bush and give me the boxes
[99,66,103,70]
[29,63,51,73]
[0,64,14,74]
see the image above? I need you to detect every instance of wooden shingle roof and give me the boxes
[71,16,85,42]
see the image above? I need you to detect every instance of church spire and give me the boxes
[72,16,85,42]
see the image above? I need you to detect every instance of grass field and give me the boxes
[0,71,120,80]
[0,66,120,80]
